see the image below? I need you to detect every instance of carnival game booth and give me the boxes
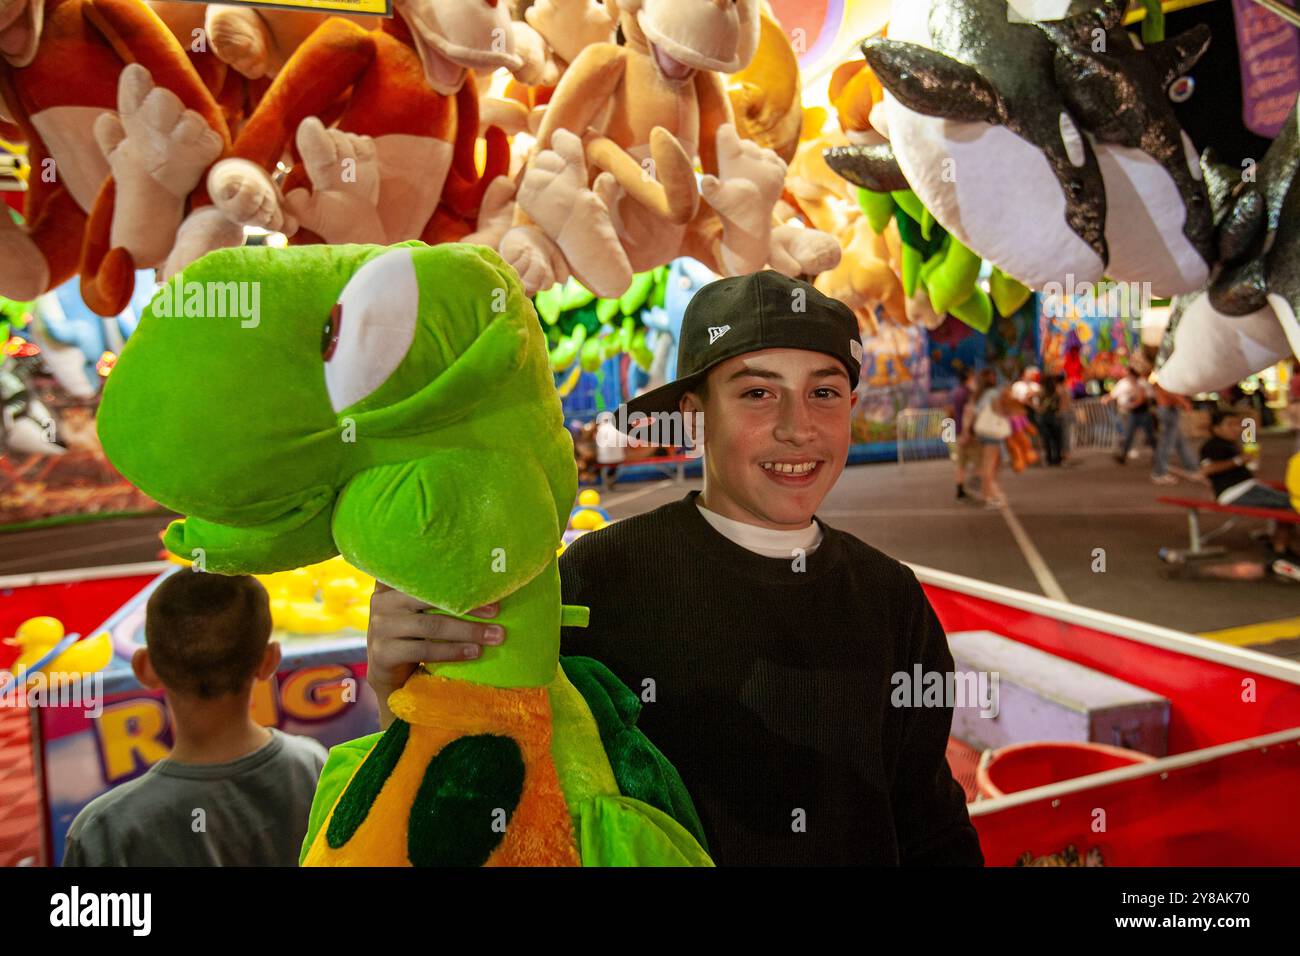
[0,563,377,866]
[918,566,1300,866]
[6,559,1300,866]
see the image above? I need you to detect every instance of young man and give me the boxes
[1200,407,1297,560]
[948,368,982,499]
[366,272,982,866]
[63,572,327,866]
[1104,366,1155,464]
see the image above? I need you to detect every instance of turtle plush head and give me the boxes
[99,242,577,685]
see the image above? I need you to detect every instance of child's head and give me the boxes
[624,271,861,530]
[135,571,279,701]
[681,346,855,529]
[1209,407,1244,442]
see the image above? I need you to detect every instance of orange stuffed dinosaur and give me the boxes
[167,0,526,272]
[0,0,229,313]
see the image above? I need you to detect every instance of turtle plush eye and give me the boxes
[321,303,342,361]
[323,249,420,412]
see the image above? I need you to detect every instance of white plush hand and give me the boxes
[500,225,570,295]
[517,128,594,238]
[209,157,290,233]
[163,207,246,279]
[700,123,787,223]
[94,63,223,199]
[509,21,559,87]
[768,224,842,277]
[516,129,632,297]
[282,117,386,244]
[701,123,787,275]
[463,175,518,248]
[205,6,274,79]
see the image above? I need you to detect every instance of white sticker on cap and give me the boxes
[850,340,863,362]
[708,325,731,344]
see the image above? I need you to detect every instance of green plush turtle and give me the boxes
[97,241,710,866]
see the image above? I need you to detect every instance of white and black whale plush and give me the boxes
[826,0,1214,296]
[1158,94,1300,394]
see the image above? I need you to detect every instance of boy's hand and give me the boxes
[367,582,505,728]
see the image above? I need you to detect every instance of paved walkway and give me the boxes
[3,433,1297,658]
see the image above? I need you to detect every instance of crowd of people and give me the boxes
[945,361,1300,558]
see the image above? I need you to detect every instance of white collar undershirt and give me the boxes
[695,500,824,558]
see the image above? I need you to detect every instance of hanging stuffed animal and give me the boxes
[97,240,711,866]
[786,131,907,333]
[477,0,618,139]
[0,0,229,313]
[828,0,1214,296]
[493,0,837,300]
[163,0,533,275]
[146,2,382,135]
[1157,94,1300,394]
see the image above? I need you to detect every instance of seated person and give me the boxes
[1199,408,1297,560]
[63,572,327,866]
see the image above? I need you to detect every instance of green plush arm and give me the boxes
[575,795,715,867]
[300,733,382,865]
[560,656,709,852]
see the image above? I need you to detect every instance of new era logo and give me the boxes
[708,325,731,345]
[850,340,863,362]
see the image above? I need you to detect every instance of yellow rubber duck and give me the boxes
[257,556,374,634]
[4,617,113,677]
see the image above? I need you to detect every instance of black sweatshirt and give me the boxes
[559,490,984,866]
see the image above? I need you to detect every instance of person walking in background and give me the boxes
[947,368,982,500]
[971,369,1011,508]
[1038,373,1068,466]
[1151,384,1200,485]
[1104,366,1156,464]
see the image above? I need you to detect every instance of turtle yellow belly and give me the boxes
[302,672,580,867]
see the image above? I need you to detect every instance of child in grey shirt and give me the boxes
[63,572,327,866]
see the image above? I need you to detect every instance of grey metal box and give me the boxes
[945,630,1170,756]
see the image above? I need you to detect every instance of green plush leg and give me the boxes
[990,267,1032,317]
[596,297,620,325]
[629,326,655,371]
[893,211,928,298]
[580,335,605,372]
[549,324,587,372]
[950,287,995,334]
[535,286,563,325]
[560,277,596,311]
[891,188,927,226]
[925,237,983,316]
[618,271,655,315]
[855,187,896,235]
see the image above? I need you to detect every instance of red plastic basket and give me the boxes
[976,741,1155,799]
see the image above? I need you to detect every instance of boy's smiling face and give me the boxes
[680,348,856,531]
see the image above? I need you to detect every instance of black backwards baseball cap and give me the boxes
[624,270,862,418]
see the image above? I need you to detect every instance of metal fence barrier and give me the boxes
[895,397,1121,468]
[1066,396,1120,453]
[896,408,953,467]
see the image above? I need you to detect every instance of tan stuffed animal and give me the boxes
[786,130,906,333]
[494,0,837,298]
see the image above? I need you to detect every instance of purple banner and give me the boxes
[1233,0,1300,138]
